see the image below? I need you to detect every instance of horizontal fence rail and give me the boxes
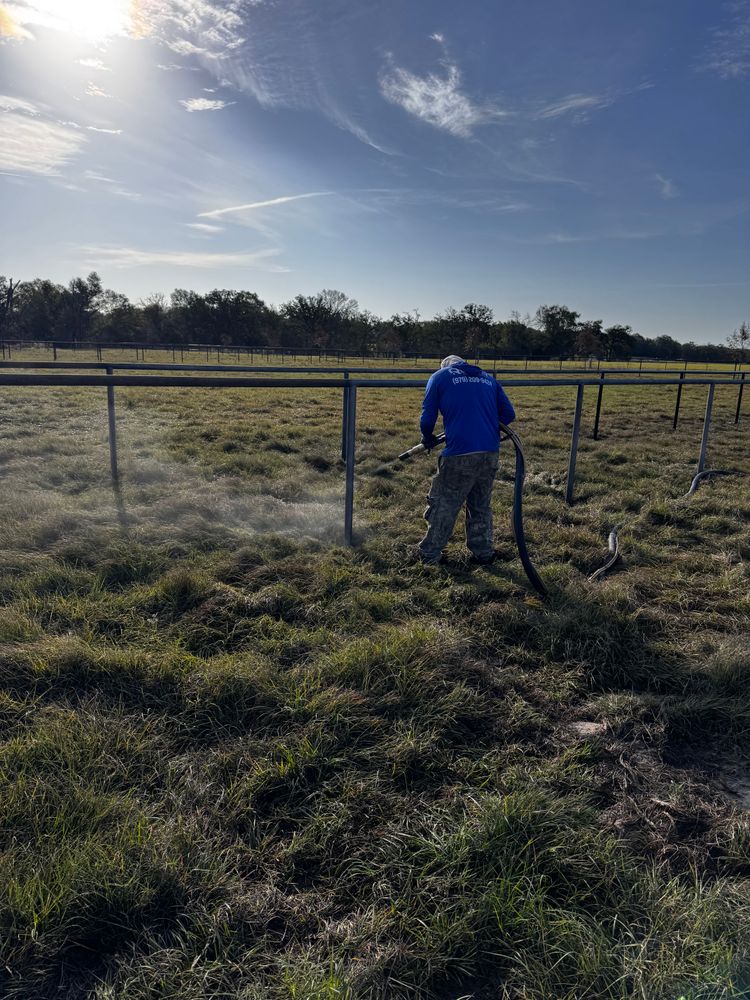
[0,373,745,547]
[0,360,749,379]
[0,375,741,388]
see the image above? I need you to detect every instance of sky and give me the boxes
[0,0,748,342]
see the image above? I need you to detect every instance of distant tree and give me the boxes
[603,324,633,360]
[169,289,210,344]
[12,278,66,341]
[534,305,580,355]
[203,289,272,346]
[728,321,750,362]
[652,334,682,360]
[575,319,604,359]
[140,294,168,344]
[65,271,103,342]
[95,289,138,341]
[375,310,421,355]
[429,307,466,356]
[281,289,359,348]
[492,311,535,356]
[461,303,493,356]
[0,277,22,337]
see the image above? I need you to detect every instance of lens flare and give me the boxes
[7,0,142,42]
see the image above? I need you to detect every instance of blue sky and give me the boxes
[0,0,748,341]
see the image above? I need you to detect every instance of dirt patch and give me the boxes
[708,757,750,810]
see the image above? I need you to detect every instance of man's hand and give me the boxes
[421,432,440,452]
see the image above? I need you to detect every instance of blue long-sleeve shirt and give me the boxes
[420,362,516,457]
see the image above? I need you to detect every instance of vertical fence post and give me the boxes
[672,371,685,430]
[343,384,357,545]
[592,372,605,439]
[735,373,745,424]
[565,383,584,505]
[53,344,57,361]
[105,366,119,489]
[697,383,715,475]
[341,371,350,460]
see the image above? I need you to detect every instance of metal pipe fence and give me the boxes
[1,358,749,379]
[0,373,745,544]
[1,339,745,370]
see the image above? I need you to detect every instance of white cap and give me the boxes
[441,355,465,368]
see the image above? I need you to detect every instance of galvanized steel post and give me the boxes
[673,371,685,430]
[735,373,745,425]
[697,382,715,475]
[592,372,605,439]
[105,366,119,488]
[565,383,584,505]
[343,385,357,545]
[341,371,350,461]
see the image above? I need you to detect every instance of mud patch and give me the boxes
[708,757,750,810]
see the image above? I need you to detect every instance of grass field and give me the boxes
[1,359,749,999]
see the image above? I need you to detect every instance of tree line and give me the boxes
[1,272,748,362]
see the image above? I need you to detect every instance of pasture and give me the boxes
[0,356,749,999]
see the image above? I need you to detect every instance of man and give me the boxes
[418,355,516,565]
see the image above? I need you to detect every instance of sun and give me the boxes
[10,0,137,42]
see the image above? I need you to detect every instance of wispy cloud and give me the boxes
[5,0,248,50]
[136,2,395,153]
[81,169,140,200]
[380,59,507,137]
[157,63,200,72]
[536,93,614,121]
[199,191,336,219]
[655,173,678,199]
[111,189,140,201]
[647,280,750,288]
[0,93,37,113]
[0,99,86,174]
[510,229,661,245]
[85,81,110,98]
[84,170,115,183]
[349,188,531,216]
[186,222,224,233]
[180,97,235,112]
[87,126,122,134]
[704,0,750,78]
[79,245,289,271]
[77,57,110,71]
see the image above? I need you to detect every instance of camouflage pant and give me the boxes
[418,451,499,563]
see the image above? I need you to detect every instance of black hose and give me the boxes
[588,528,620,582]
[499,422,548,597]
[685,469,739,496]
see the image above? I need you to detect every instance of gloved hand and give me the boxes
[421,432,440,452]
